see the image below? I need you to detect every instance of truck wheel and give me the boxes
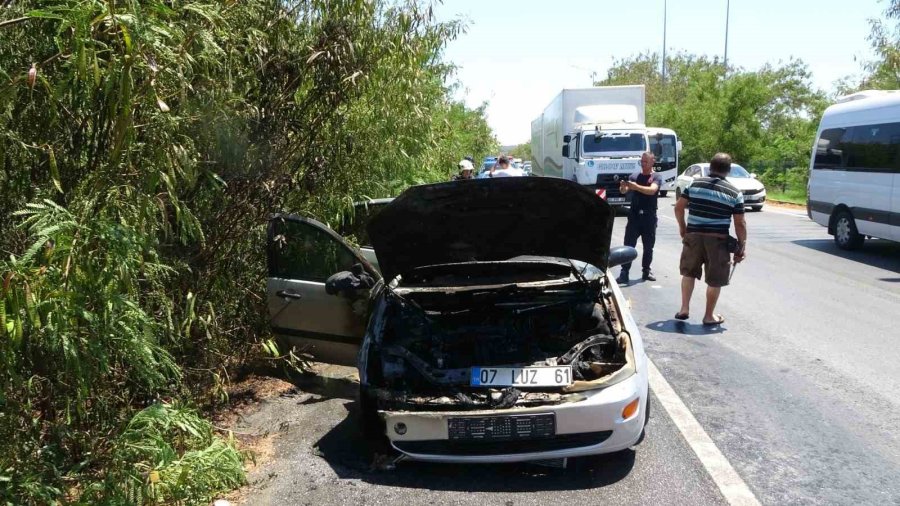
[833,210,864,251]
[659,190,668,198]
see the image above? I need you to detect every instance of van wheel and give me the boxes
[833,210,864,250]
[659,190,668,198]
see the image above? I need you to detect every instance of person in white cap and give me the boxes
[453,159,475,180]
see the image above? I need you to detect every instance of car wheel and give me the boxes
[675,187,681,200]
[833,210,864,251]
[659,190,668,198]
[751,206,763,212]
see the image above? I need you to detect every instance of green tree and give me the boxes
[597,52,826,168]
[508,142,532,161]
[0,1,494,502]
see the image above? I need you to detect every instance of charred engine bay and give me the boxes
[371,280,629,411]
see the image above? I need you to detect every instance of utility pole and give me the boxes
[724,0,731,72]
[662,0,667,83]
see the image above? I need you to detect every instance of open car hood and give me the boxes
[367,178,614,280]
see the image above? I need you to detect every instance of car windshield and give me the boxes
[729,165,750,177]
[583,132,646,154]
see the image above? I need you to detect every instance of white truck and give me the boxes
[531,86,681,203]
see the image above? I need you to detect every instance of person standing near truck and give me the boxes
[617,151,663,285]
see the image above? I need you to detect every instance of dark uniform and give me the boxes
[620,171,663,282]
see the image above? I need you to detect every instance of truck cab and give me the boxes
[562,124,648,206]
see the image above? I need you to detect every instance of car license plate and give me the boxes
[607,197,626,203]
[448,413,556,440]
[470,366,572,387]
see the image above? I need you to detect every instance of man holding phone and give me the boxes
[617,151,663,285]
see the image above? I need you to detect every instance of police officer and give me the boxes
[617,151,663,285]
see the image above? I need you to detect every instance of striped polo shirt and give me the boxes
[682,176,744,234]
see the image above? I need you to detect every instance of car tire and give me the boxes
[659,190,668,198]
[751,206,763,212]
[675,187,681,200]
[833,210,864,251]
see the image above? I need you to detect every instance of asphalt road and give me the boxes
[233,198,900,505]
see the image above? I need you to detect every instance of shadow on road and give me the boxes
[792,239,900,274]
[312,401,636,492]
[645,319,726,336]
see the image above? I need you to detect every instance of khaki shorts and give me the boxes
[680,233,732,287]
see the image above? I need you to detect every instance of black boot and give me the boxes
[616,270,630,285]
[642,270,656,282]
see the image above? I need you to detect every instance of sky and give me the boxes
[433,0,888,145]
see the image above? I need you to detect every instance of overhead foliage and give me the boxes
[597,52,828,167]
[0,0,495,503]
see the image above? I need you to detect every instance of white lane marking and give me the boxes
[659,214,677,222]
[648,359,761,506]
[762,208,807,217]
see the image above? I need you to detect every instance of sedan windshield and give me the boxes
[583,132,646,154]
[729,165,750,178]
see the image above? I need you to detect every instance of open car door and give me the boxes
[267,214,381,366]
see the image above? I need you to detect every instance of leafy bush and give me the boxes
[0,0,495,503]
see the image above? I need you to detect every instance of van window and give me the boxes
[815,123,900,172]
[813,128,848,170]
[849,123,900,171]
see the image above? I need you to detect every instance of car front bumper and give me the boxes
[744,194,766,205]
[380,372,648,464]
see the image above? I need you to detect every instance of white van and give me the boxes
[807,90,900,250]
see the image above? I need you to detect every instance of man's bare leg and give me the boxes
[679,276,695,315]
[704,286,722,322]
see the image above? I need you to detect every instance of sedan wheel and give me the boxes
[659,190,668,198]
[675,187,681,200]
[834,211,864,250]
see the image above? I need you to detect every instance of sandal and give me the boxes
[674,312,689,320]
[703,314,725,326]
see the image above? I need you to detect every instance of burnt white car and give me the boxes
[267,177,649,465]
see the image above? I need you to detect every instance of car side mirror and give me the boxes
[563,135,572,143]
[750,173,757,179]
[561,145,570,158]
[608,246,638,268]
[676,141,683,152]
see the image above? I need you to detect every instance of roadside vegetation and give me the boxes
[596,0,900,204]
[0,1,494,503]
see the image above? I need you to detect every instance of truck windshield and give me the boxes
[583,132,646,154]
[649,134,678,169]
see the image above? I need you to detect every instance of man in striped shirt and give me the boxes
[674,153,747,325]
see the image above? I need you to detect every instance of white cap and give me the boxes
[458,159,474,171]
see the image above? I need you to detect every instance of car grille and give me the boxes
[743,188,762,196]
[393,431,613,456]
